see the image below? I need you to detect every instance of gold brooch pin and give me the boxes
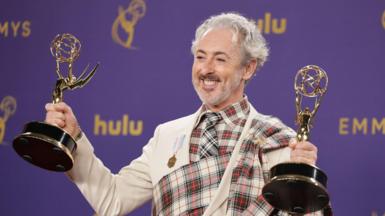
[167,155,176,168]
[167,135,185,168]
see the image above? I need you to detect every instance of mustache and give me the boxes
[199,74,220,82]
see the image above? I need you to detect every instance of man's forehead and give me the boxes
[195,28,241,54]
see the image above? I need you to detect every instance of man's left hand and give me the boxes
[289,141,318,165]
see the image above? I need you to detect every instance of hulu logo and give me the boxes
[94,114,143,136]
[256,12,287,34]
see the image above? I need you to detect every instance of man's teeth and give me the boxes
[203,79,217,85]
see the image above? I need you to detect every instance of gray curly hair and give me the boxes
[191,12,269,69]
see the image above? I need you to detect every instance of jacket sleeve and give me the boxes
[66,126,161,216]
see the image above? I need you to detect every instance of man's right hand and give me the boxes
[45,102,81,139]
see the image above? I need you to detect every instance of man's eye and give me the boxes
[196,56,204,60]
[216,58,226,62]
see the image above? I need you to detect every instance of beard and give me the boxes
[192,71,243,108]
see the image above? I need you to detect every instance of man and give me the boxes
[45,13,320,215]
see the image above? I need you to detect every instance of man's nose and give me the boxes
[201,59,215,74]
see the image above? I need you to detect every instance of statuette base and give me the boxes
[13,122,76,172]
[262,163,329,214]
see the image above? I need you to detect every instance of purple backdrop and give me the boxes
[1,0,385,215]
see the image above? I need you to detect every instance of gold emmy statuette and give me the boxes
[0,96,17,144]
[13,33,99,172]
[262,65,330,214]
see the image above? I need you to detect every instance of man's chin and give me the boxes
[202,97,223,108]
[197,90,228,106]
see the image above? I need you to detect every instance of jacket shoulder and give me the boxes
[154,113,197,138]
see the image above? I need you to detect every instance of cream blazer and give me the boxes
[67,104,291,216]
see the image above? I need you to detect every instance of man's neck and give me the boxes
[205,95,246,112]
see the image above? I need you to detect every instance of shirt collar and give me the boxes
[194,96,250,128]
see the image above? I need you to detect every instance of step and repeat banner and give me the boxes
[1,0,384,215]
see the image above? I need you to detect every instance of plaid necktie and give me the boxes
[199,112,222,159]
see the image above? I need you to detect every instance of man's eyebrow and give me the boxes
[196,49,230,58]
[213,51,230,58]
[196,49,206,55]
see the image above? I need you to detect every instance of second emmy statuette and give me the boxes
[262,65,330,214]
[13,33,99,172]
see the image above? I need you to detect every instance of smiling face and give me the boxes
[192,28,255,111]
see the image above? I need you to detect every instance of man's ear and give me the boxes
[242,59,258,80]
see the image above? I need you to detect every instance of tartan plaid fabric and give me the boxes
[227,118,293,216]
[153,153,231,216]
[153,98,323,215]
[199,112,222,159]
